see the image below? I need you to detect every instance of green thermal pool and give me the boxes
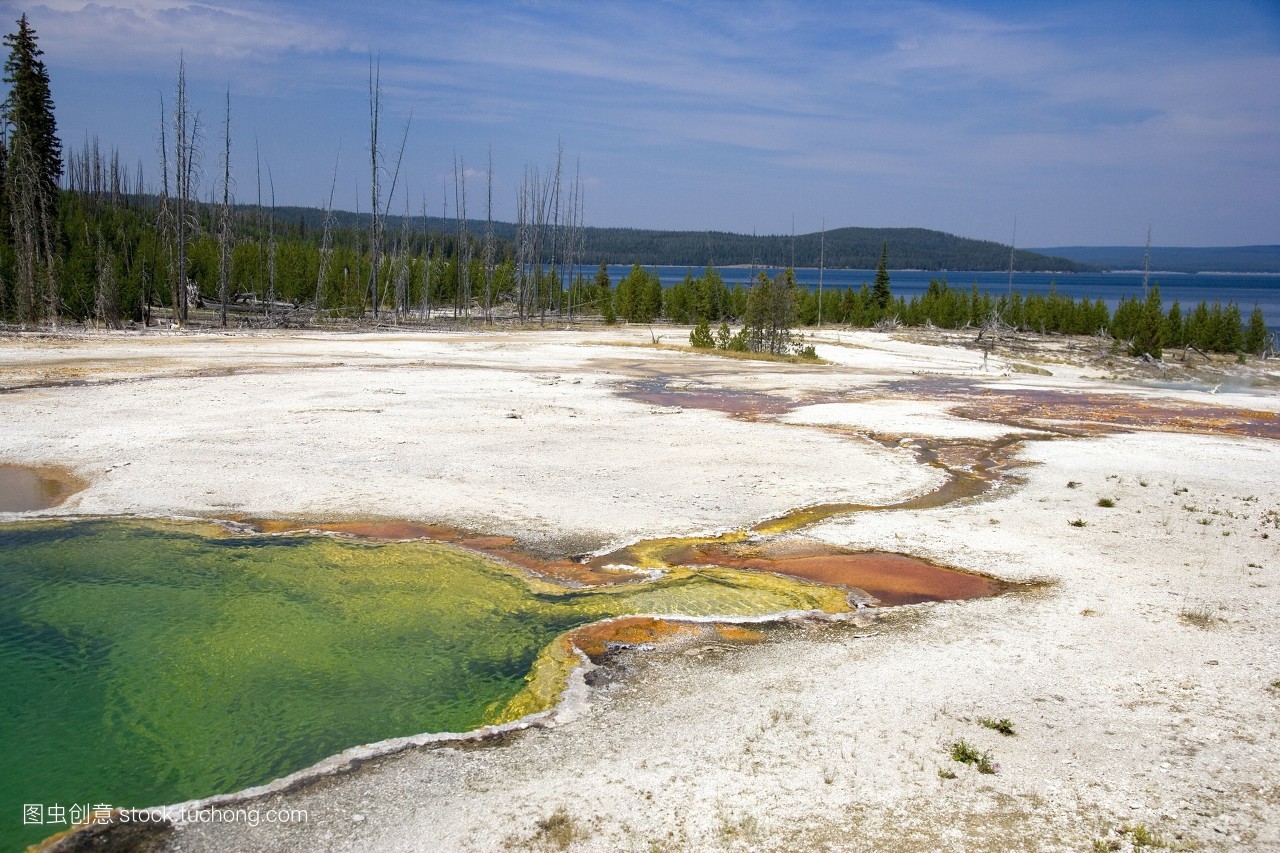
[0,519,850,849]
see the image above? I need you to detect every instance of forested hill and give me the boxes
[274,206,1091,272]
[573,226,1093,272]
[1033,245,1280,274]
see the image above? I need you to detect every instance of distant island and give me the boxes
[1032,245,1280,275]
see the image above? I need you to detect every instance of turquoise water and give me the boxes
[0,519,849,850]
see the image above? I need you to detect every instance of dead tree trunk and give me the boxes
[483,149,494,323]
[368,58,383,321]
[217,88,232,327]
[172,54,200,328]
[315,149,340,322]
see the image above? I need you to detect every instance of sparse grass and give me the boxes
[977,716,1017,736]
[1095,823,1171,851]
[937,767,957,779]
[1173,486,1189,496]
[717,814,760,843]
[533,806,584,850]
[1182,504,1199,512]
[1081,608,1098,617]
[1179,602,1224,629]
[1198,517,1213,525]
[1123,823,1169,849]
[1097,497,1116,508]
[1066,481,1081,489]
[1069,518,1088,527]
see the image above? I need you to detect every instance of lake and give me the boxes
[583,265,1280,335]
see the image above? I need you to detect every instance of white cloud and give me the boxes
[19,1,347,67]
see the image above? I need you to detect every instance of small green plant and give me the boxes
[1173,486,1188,495]
[1182,504,1199,512]
[950,740,980,764]
[1097,498,1116,508]
[1198,517,1213,525]
[1139,479,1149,487]
[1270,679,1280,690]
[1092,839,1121,852]
[949,740,997,773]
[937,767,957,779]
[1081,608,1098,617]
[1069,518,1088,527]
[1066,481,1081,489]
[977,716,1016,736]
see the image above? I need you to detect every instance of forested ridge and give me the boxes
[572,225,1092,272]
[269,210,1091,272]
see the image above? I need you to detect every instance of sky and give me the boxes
[4,0,1279,247]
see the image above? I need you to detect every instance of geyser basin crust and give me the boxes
[3,327,1278,851]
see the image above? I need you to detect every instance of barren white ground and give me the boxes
[3,327,1278,852]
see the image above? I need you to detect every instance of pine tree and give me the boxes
[3,14,60,324]
[872,241,892,313]
[3,15,60,197]
[1128,284,1164,359]
[1244,305,1268,355]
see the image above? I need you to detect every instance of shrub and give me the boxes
[978,716,1016,736]
[689,321,714,349]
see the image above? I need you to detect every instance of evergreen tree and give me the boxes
[593,261,610,300]
[3,14,60,198]
[872,240,892,313]
[3,14,60,324]
[1244,305,1270,356]
[1128,285,1164,359]
[743,269,796,354]
[689,320,713,348]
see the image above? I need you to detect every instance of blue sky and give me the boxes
[6,0,1279,246]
